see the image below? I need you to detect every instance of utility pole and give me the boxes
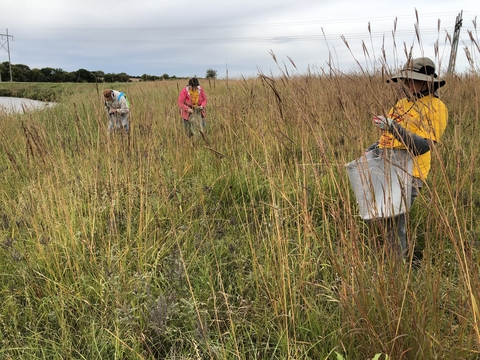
[447,11,463,74]
[0,28,14,82]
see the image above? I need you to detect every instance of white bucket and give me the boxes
[345,148,413,220]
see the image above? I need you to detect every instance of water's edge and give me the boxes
[0,96,56,114]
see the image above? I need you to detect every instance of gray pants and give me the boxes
[109,114,129,133]
[385,177,423,257]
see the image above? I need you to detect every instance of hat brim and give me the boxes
[388,70,446,88]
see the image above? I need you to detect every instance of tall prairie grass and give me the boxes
[1,47,480,360]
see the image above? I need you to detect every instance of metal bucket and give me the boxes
[345,148,413,220]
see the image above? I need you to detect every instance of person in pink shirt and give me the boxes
[177,77,207,137]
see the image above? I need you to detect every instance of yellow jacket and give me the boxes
[379,95,448,180]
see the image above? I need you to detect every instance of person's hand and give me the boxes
[197,106,203,111]
[187,108,194,114]
[109,109,117,115]
[373,115,393,130]
[365,141,379,154]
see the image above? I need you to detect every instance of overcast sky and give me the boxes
[0,0,478,79]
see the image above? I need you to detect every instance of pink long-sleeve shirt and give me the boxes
[178,85,207,120]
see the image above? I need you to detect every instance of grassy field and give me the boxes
[0,66,479,359]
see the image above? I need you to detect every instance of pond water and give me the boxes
[0,97,56,114]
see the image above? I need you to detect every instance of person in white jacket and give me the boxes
[103,89,130,133]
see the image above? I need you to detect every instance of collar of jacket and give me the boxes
[187,86,202,95]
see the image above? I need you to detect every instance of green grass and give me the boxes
[0,67,479,359]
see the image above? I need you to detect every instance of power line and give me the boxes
[18,26,475,46]
[15,12,477,46]
[28,10,478,32]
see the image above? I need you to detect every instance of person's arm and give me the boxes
[116,96,129,115]
[365,141,379,153]
[104,101,113,115]
[374,116,431,155]
[198,87,207,108]
[389,122,431,155]
[178,89,191,111]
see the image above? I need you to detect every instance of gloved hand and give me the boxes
[365,141,379,154]
[373,116,393,130]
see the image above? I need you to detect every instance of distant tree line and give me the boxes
[0,62,180,83]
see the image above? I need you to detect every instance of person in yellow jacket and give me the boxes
[367,57,448,257]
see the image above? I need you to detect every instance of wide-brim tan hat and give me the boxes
[388,57,446,89]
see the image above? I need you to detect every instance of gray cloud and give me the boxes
[1,0,477,78]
